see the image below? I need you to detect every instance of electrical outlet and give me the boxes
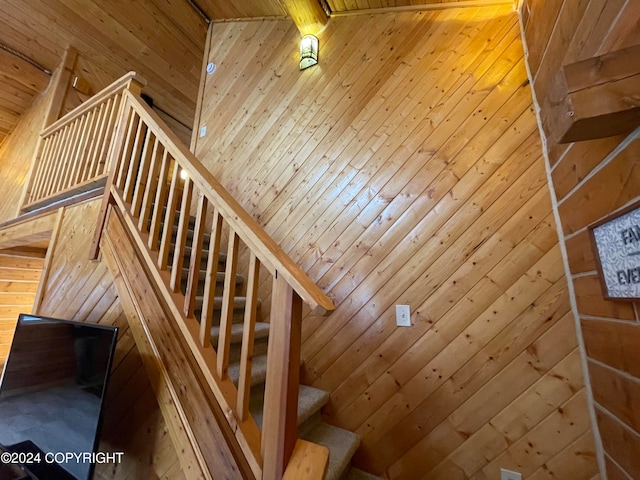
[199,125,207,138]
[396,305,411,327]
[500,468,522,480]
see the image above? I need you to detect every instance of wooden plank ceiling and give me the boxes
[197,0,494,19]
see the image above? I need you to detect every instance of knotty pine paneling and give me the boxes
[35,200,184,480]
[196,8,595,477]
[0,251,44,369]
[0,75,56,224]
[0,49,49,147]
[522,0,640,479]
[327,0,511,12]
[0,0,206,132]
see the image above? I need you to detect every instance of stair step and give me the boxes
[210,322,270,345]
[344,468,384,480]
[302,423,360,480]
[194,295,257,312]
[169,246,227,270]
[248,384,330,431]
[228,354,268,387]
[296,385,331,428]
[180,269,244,287]
[172,224,210,244]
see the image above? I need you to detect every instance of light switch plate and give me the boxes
[396,305,411,327]
[199,125,207,138]
[500,468,522,480]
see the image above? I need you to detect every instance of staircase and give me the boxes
[20,72,381,479]
[168,211,362,480]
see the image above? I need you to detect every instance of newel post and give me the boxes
[88,77,144,260]
[262,274,302,480]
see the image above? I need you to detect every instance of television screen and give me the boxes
[0,314,118,480]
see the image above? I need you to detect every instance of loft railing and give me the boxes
[20,72,145,212]
[24,72,335,479]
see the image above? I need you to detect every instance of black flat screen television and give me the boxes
[0,314,118,480]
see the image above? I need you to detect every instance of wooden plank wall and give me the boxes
[0,250,44,369]
[35,200,185,480]
[521,1,640,478]
[0,79,56,224]
[195,8,598,478]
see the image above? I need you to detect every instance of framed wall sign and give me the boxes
[590,202,640,300]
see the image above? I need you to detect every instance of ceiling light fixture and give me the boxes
[299,34,319,70]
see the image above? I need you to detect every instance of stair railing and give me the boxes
[90,82,334,479]
[20,72,146,212]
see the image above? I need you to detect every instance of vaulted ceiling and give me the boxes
[0,0,506,149]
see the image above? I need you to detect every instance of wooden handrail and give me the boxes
[41,72,147,137]
[121,90,334,316]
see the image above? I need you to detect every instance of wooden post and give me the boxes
[262,274,302,480]
[281,0,328,35]
[17,47,77,216]
[89,93,134,260]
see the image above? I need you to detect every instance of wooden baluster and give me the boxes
[62,116,86,190]
[67,112,91,188]
[123,118,147,203]
[38,124,68,202]
[262,276,302,480]
[148,149,170,250]
[53,118,81,194]
[200,210,223,347]
[89,96,137,261]
[158,161,181,270]
[237,253,260,421]
[90,95,117,177]
[79,101,107,182]
[170,174,193,292]
[38,129,64,202]
[29,135,54,204]
[42,124,72,199]
[115,111,138,190]
[185,192,207,317]
[138,141,163,233]
[131,132,156,218]
[216,230,240,379]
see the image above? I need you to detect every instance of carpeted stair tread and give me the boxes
[228,353,268,387]
[301,422,360,480]
[249,384,330,430]
[194,295,258,311]
[172,245,227,262]
[297,385,330,427]
[210,322,270,345]
[180,269,244,286]
[344,467,384,480]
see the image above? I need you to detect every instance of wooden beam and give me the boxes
[542,44,640,144]
[281,0,328,35]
